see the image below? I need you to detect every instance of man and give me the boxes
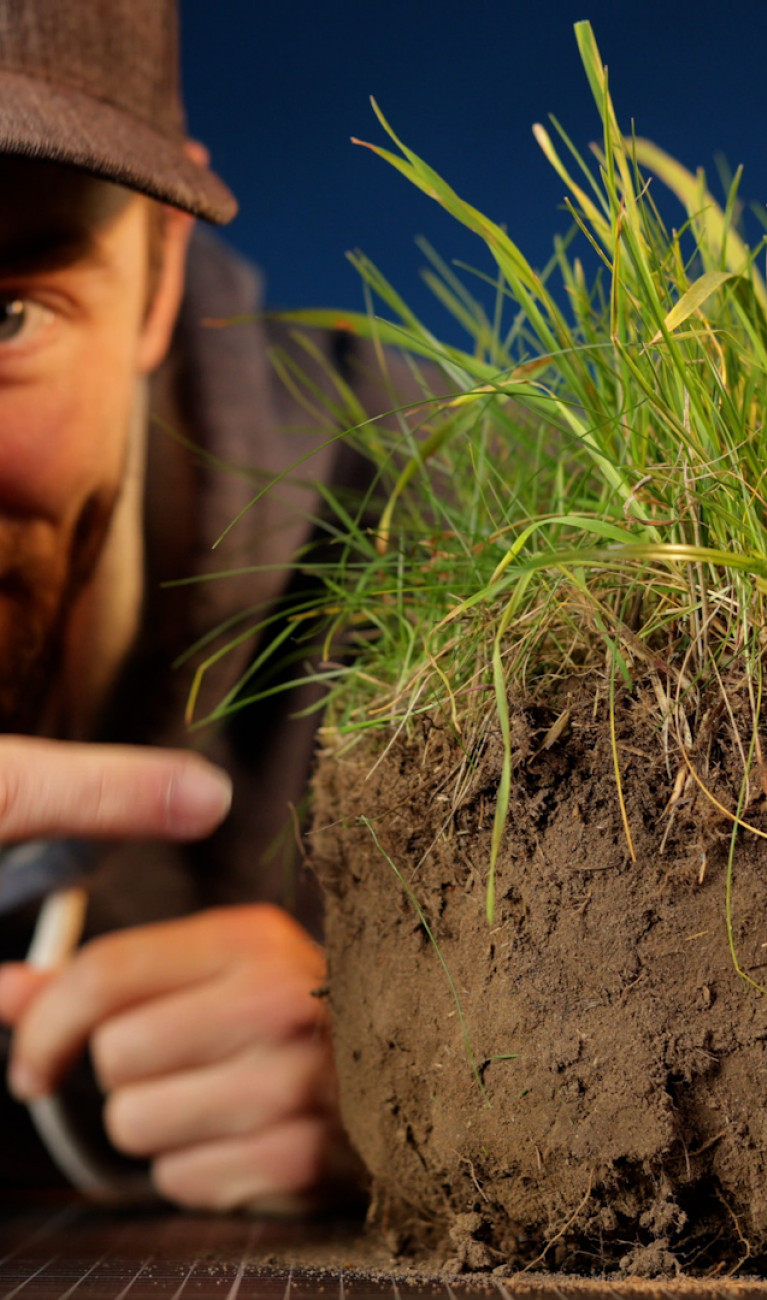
[0,0,377,1210]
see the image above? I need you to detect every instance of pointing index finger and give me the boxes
[0,737,232,842]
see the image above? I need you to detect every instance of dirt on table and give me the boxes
[310,675,767,1280]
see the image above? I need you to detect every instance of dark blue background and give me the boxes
[181,1,766,333]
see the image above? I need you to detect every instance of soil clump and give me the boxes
[311,677,767,1278]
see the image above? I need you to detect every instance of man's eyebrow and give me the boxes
[0,227,109,278]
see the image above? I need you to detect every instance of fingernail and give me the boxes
[167,762,233,835]
[8,1060,46,1101]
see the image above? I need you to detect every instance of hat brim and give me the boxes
[0,68,237,224]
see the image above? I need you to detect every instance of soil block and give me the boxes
[311,680,767,1280]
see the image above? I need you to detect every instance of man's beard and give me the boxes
[0,493,118,735]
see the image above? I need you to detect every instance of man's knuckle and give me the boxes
[278,980,329,1036]
[72,938,110,997]
[276,1050,325,1117]
[65,938,122,1025]
[261,906,322,964]
[275,1121,327,1192]
[211,903,281,950]
[280,1076,314,1119]
[103,1090,149,1157]
[229,903,302,950]
[228,977,308,1044]
[150,1157,184,1204]
[152,1156,226,1211]
[90,1023,122,1090]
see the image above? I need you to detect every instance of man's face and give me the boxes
[0,159,174,733]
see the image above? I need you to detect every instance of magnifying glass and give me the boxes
[0,839,154,1202]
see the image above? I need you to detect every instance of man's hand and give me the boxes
[0,906,356,1212]
[0,736,232,843]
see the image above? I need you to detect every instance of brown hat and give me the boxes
[0,0,237,224]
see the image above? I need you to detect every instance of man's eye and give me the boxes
[0,298,54,346]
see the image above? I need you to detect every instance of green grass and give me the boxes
[191,21,767,944]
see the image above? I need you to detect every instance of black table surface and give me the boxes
[1,1202,766,1300]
